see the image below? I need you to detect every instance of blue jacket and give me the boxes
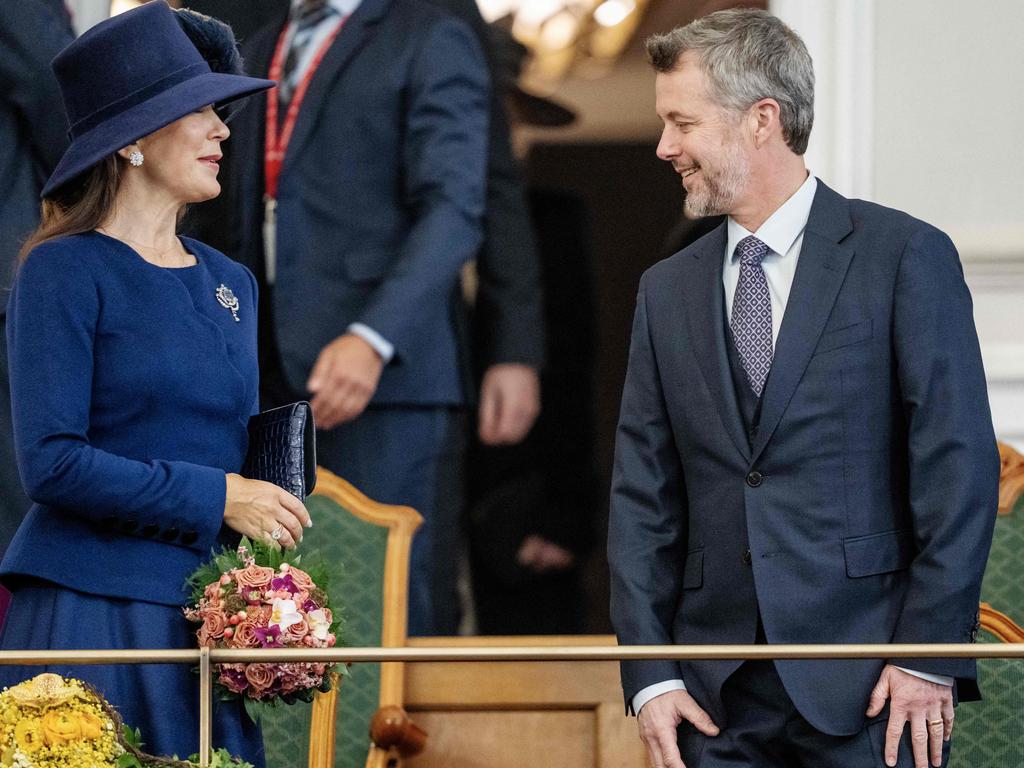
[2,233,259,606]
[189,0,490,405]
[608,182,999,735]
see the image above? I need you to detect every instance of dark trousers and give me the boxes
[680,660,952,768]
[0,318,31,558]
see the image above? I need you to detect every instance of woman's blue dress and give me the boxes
[0,232,265,766]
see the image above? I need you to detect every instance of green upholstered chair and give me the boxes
[948,445,1024,768]
[260,467,423,768]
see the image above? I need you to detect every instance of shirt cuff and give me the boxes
[348,323,394,364]
[894,666,954,686]
[633,679,687,715]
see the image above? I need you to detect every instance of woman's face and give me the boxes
[131,106,229,204]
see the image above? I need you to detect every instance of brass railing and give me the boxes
[3,643,1023,766]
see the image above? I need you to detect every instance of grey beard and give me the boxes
[683,145,750,219]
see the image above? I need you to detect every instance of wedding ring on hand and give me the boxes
[927,719,944,728]
[269,525,284,541]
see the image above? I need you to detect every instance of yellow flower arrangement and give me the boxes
[0,674,123,768]
[0,674,254,768]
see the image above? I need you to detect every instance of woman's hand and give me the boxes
[223,473,312,549]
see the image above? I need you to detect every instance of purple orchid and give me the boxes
[270,573,299,594]
[254,625,283,648]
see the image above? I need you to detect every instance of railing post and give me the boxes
[199,646,211,767]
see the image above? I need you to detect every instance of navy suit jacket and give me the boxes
[608,182,999,736]
[196,0,489,405]
[0,0,73,305]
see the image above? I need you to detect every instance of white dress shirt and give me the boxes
[276,0,394,362]
[631,173,951,716]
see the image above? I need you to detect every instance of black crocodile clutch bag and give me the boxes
[240,402,317,499]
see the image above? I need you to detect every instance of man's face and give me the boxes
[655,53,751,218]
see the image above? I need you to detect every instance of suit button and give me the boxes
[742,548,752,565]
[141,523,158,538]
[121,518,138,533]
[746,471,763,487]
[160,526,180,542]
[181,530,199,546]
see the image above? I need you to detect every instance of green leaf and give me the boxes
[121,724,144,749]
[242,695,264,724]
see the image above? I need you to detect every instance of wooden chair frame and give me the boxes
[306,468,423,768]
[979,603,1024,643]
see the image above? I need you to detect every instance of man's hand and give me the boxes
[306,334,384,430]
[638,689,719,768]
[516,534,574,572]
[866,664,954,768]
[478,363,540,445]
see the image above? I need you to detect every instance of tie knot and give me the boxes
[736,235,769,266]
[292,0,333,29]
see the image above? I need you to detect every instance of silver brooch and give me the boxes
[215,284,240,322]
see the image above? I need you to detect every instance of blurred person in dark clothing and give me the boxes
[468,185,601,635]
[0,0,75,556]
[185,0,490,636]
[462,25,600,636]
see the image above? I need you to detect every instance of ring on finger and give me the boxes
[927,718,943,728]
[269,525,284,541]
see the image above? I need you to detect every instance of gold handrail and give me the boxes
[3,644,1024,665]
[3,643,1023,766]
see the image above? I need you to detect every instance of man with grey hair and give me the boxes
[608,8,997,768]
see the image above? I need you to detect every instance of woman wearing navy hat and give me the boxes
[0,3,308,763]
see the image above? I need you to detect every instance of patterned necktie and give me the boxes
[730,235,773,397]
[278,0,337,109]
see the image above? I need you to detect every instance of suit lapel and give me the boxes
[750,183,855,463]
[679,224,751,462]
[283,0,391,168]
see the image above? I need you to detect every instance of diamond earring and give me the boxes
[128,150,144,167]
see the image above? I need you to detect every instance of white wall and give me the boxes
[774,0,1024,447]
[874,0,1024,448]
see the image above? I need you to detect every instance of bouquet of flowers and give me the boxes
[0,673,252,768]
[184,537,342,720]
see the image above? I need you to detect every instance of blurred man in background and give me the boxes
[0,0,75,557]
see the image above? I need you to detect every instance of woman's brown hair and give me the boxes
[17,155,124,264]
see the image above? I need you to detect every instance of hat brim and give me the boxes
[42,71,274,199]
[508,88,576,128]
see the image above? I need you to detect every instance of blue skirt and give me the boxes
[0,579,265,767]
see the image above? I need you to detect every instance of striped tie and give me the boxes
[278,0,336,108]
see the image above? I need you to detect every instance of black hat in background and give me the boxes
[487,24,576,128]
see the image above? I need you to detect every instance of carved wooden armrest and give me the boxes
[998,442,1024,515]
[980,603,1024,643]
[370,705,427,758]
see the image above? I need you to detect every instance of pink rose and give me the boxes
[204,582,224,601]
[244,663,276,693]
[281,617,309,643]
[232,620,260,648]
[202,611,227,640]
[233,563,274,591]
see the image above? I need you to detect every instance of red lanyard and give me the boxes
[264,18,346,199]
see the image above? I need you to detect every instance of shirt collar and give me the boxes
[726,173,818,261]
[290,0,361,18]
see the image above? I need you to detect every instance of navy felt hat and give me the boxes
[42,0,274,199]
